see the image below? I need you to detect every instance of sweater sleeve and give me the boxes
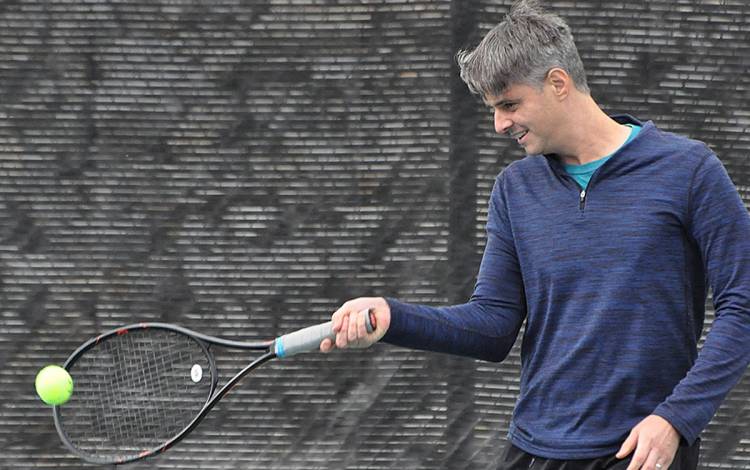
[653,151,750,443]
[381,175,527,363]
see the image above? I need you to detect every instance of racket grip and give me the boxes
[274,308,375,358]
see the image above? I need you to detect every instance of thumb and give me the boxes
[616,428,638,459]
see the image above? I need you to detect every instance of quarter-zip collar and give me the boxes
[538,115,652,211]
[543,116,652,179]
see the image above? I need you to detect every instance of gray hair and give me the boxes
[456,0,590,98]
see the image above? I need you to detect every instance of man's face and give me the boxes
[484,81,561,156]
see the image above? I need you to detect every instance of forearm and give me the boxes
[654,307,750,443]
[381,296,524,362]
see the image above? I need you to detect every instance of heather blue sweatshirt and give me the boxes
[382,116,750,459]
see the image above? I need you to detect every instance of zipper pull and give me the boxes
[579,189,586,210]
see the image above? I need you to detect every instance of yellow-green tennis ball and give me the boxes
[35,365,73,406]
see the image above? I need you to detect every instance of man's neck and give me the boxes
[555,97,631,166]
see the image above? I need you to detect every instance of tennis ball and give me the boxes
[35,365,73,406]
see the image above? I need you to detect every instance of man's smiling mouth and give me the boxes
[509,129,529,143]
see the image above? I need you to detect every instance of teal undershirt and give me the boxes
[563,124,642,189]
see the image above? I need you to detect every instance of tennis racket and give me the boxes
[52,309,375,465]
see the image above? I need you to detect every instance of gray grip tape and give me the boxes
[274,321,334,358]
[274,308,373,358]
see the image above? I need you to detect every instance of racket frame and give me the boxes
[53,310,372,465]
[53,322,276,465]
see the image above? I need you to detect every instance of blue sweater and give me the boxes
[382,116,750,459]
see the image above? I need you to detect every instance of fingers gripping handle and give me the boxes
[274,308,375,358]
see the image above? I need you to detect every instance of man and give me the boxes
[320,1,750,468]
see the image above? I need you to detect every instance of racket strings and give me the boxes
[59,329,213,461]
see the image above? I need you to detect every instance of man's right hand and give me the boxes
[320,297,391,352]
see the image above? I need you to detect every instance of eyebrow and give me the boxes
[486,98,519,108]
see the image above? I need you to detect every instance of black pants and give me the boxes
[499,440,700,470]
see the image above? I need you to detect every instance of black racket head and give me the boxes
[53,324,217,464]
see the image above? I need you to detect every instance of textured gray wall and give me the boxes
[1,0,749,468]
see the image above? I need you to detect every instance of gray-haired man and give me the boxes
[323,1,750,469]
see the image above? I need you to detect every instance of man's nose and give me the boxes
[494,109,512,134]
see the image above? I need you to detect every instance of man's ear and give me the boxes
[546,68,571,100]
